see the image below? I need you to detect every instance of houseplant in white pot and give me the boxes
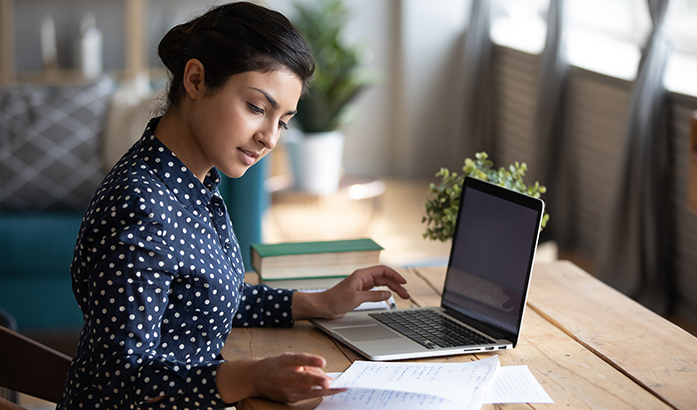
[286,0,375,194]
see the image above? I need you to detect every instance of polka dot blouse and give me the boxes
[57,118,294,410]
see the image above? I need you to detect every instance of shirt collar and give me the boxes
[139,117,222,209]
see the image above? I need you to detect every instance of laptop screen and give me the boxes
[442,177,544,342]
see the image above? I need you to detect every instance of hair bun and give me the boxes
[157,22,193,76]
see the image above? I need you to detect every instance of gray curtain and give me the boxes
[596,0,673,315]
[461,0,495,156]
[531,0,573,246]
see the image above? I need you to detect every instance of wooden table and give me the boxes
[222,261,697,409]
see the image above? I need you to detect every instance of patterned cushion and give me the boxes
[0,75,114,211]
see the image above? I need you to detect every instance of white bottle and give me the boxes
[77,12,103,79]
[40,15,58,71]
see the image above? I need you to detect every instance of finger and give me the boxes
[354,267,410,300]
[373,265,407,284]
[386,283,411,300]
[368,266,408,286]
[280,352,327,369]
[286,387,348,404]
[295,370,333,389]
[380,271,410,298]
[309,387,348,396]
[354,266,406,288]
[370,278,410,299]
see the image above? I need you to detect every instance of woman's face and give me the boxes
[188,68,303,179]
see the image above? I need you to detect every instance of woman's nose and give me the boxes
[256,125,279,150]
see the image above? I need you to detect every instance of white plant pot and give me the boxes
[284,129,344,194]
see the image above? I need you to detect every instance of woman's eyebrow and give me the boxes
[250,87,297,116]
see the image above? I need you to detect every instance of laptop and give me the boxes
[310,176,545,361]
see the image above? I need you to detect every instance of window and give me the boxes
[567,0,651,45]
[667,0,697,55]
[566,0,697,56]
[491,0,548,54]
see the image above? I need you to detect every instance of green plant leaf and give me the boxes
[422,152,550,242]
[292,0,378,133]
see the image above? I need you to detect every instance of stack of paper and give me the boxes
[319,356,553,410]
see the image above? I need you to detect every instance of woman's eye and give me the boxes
[248,103,264,114]
[279,121,289,130]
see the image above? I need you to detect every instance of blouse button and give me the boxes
[225,240,231,249]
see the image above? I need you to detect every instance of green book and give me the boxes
[251,238,383,281]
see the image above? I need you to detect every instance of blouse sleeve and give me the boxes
[232,283,295,327]
[76,203,230,409]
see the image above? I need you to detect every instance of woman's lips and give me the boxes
[237,148,259,166]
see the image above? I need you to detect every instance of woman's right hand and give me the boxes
[216,353,346,404]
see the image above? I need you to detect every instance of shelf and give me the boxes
[0,0,149,86]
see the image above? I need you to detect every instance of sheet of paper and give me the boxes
[299,289,395,310]
[482,365,554,404]
[353,295,396,311]
[322,362,553,409]
[324,372,461,410]
[326,355,499,409]
[317,389,464,410]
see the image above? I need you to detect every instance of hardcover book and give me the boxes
[250,238,383,282]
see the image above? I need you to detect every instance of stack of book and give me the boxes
[250,238,383,290]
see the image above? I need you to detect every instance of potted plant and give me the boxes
[286,0,375,194]
[422,152,550,242]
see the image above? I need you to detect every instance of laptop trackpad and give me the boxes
[335,325,402,342]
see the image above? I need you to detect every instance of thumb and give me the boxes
[361,290,392,303]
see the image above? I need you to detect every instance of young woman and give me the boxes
[57,3,409,409]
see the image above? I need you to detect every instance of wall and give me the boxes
[271,0,399,178]
[389,0,470,177]
[274,0,471,178]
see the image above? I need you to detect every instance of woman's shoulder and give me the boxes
[86,151,177,222]
[95,158,159,201]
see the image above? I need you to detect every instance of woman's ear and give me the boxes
[182,59,206,100]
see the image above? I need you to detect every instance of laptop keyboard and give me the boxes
[369,310,495,349]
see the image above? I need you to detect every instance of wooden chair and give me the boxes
[0,326,72,410]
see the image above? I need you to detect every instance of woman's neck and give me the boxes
[153,108,210,183]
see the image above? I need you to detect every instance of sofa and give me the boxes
[0,75,267,331]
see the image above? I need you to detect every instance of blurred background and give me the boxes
[1,2,697,405]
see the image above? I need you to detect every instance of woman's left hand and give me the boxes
[292,265,410,320]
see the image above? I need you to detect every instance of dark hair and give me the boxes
[158,2,315,110]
